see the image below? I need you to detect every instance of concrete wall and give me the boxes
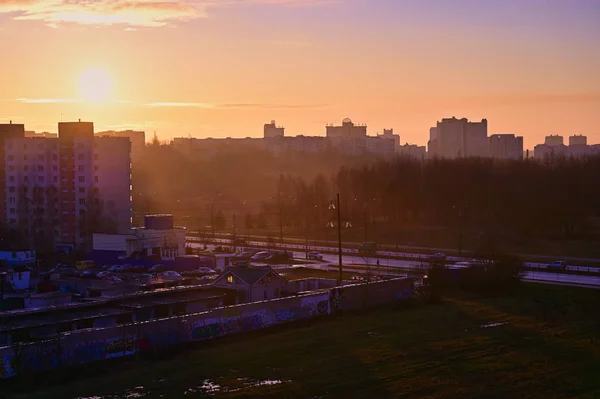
[0,278,413,380]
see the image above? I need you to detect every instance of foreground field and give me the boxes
[5,284,600,399]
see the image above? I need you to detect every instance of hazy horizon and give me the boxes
[1,0,599,148]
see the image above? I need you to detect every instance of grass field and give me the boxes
[5,284,600,399]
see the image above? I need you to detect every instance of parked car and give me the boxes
[157,271,182,278]
[547,261,567,271]
[79,270,98,279]
[148,264,168,273]
[307,252,324,260]
[182,268,217,277]
[49,267,78,277]
[97,271,115,279]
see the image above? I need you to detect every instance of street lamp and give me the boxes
[453,204,467,256]
[330,194,343,286]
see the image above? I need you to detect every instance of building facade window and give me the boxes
[78,165,84,172]
[78,176,85,183]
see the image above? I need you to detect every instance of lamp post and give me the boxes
[330,194,343,285]
[453,204,467,257]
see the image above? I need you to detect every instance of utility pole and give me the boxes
[279,199,283,243]
[337,193,343,286]
[211,204,215,240]
[233,213,237,251]
[304,211,309,259]
[364,206,368,242]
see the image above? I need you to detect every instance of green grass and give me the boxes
[5,284,600,399]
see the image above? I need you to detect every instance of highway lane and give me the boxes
[187,232,600,264]
[187,237,600,274]
[187,242,600,287]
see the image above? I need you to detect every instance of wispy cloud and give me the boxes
[17,98,81,104]
[145,101,330,109]
[0,0,337,27]
[145,102,215,108]
[17,98,130,104]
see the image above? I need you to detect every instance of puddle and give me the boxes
[186,378,290,395]
[465,322,511,332]
[480,322,510,329]
[75,386,148,399]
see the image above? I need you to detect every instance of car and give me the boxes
[429,253,447,261]
[251,251,271,261]
[97,271,115,279]
[547,261,567,271]
[49,267,78,277]
[307,252,324,260]
[157,271,182,278]
[148,264,168,273]
[79,270,98,279]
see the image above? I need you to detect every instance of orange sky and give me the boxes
[1,0,599,148]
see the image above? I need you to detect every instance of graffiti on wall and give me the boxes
[105,337,136,359]
[329,288,344,311]
[301,294,331,317]
[0,356,16,379]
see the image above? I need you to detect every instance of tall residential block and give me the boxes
[489,134,524,160]
[0,122,25,225]
[428,117,488,158]
[263,120,285,138]
[95,130,145,162]
[4,121,131,250]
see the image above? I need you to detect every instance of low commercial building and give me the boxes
[92,214,186,260]
[213,266,287,303]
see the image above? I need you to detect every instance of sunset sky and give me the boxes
[1,0,599,148]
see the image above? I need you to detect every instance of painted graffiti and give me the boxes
[72,340,106,364]
[329,288,344,312]
[220,318,242,334]
[241,315,263,331]
[105,337,136,359]
[0,356,16,379]
[192,323,221,340]
[275,310,294,322]
[317,300,329,315]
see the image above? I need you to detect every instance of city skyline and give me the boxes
[1,0,599,149]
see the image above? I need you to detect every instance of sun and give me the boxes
[78,68,113,102]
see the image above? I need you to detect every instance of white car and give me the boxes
[251,251,271,261]
[308,252,323,260]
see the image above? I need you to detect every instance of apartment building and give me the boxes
[428,117,488,159]
[3,121,131,250]
[489,134,524,160]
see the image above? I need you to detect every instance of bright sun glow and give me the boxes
[78,68,113,102]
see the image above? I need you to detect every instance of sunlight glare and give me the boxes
[78,68,113,102]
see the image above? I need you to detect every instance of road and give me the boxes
[187,237,600,274]
[187,242,600,288]
[187,232,600,265]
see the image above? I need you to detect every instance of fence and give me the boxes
[0,277,413,380]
